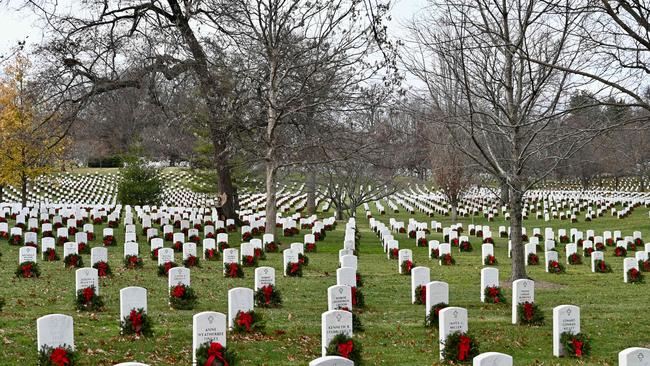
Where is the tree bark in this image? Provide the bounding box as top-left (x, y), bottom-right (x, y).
top-left (450, 201), bottom-right (458, 224)
top-left (509, 185), bottom-right (527, 280)
top-left (21, 175), bottom-right (28, 207)
top-left (264, 163), bottom-right (277, 234)
top-left (499, 178), bottom-right (509, 206)
top-left (306, 169), bottom-right (316, 215)
top-left (336, 206), bottom-right (345, 220)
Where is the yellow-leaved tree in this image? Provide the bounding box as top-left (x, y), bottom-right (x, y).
top-left (0, 54), bottom-right (67, 205)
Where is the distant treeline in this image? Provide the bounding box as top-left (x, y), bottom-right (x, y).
top-left (87, 156), bottom-right (124, 168)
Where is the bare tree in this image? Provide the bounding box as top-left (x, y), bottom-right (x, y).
top-left (405, 0), bottom-right (619, 280)
top-left (430, 143), bottom-right (473, 223)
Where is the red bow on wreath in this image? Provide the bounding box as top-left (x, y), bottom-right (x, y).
top-left (262, 285), bottom-right (273, 305)
top-left (351, 287), bottom-right (358, 306)
top-left (236, 312), bottom-right (253, 331)
top-left (49, 347), bottom-right (70, 366)
top-left (21, 263), bottom-right (33, 277)
top-left (48, 250), bottom-right (56, 261)
top-left (228, 263), bottom-right (239, 277)
top-left (600, 260), bottom-right (606, 271)
top-left (130, 309), bottom-right (143, 335)
top-left (488, 287), bottom-right (500, 303)
top-left (69, 256), bottom-right (78, 266)
top-left (172, 285), bottom-right (185, 298)
top-left (419, 286), bottom-right (426, 301)
top-left (129, 256), bottom-right (138, 264)
top-left (457, 335), bottom-right (471, 361)
top-left (404, 260), bottom-right (413, 273)
top-left (205, 342), bottom-right (228, 366)
top-left (572, 339), bottom-right (583, 357)
top-left (97, 262), bottom-right (108, 277)
top-left (337, 340), bottom-right (354, 359)
top-left (290, 263), bottom-right (300, 274)
top-left (523, 303), bottom-right (534, 320)
top-left (83, 287), bottom-right (94, 303)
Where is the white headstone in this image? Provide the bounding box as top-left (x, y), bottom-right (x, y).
top-left (472, 352), bottom-right (513, 366)
top-left (119, 287), bottom-right (147, 321)
top-left (321, 310), bottom-right (353, 356)
top-left (619, 347), bottom-right (650, 366)
top-left (227, 287), bottom-right (254, 329)
top-left (37, 314), bottom-right (74, 351)
top-left (327, 285), bottom-right (352, 311)
top-left (192, 311), bottom-right (227, 366)
top-left (254, 267), bottom-right (276, 290)
top-left (512, 279), bottom-right (534, 324)
top-left (75, 267), bottom-right (99, 294)
top-left (439, 307), bottom-right (468, 360)
top-left (480, 267), bottom-right (499, 302)
top-left (552, 305), bottom-right (580, 357)
top-left (411, 266), bottom-right (430, 304)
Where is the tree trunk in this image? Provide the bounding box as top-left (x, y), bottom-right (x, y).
top-left (264, 162), bottom-right (278, 234)
top-left (217, 162), bottom-right (238, 221)
top-left (336, 205), bottom-right (344, 220)
top-left (306, 169), bottom-right (316, 215)
top-left (509, 186), bottom-right (527, 280)
top-left (450, 202), bottom-right (458, 224)
top-left (21, 175), bottom-right (28, 207)
top-left (499, 178), bottom-right (509, 206)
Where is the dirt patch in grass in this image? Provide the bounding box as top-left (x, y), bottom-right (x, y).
top-left (501, 279), bottom-right (567, 290)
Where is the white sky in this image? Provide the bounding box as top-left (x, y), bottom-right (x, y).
top-left (0, 0), bottom-right (428, 63)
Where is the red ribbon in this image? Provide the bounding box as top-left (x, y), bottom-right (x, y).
top-left (83, 287), bottom-right (94, 302)
top-left (206, 249), bottom-right (215, 259)
top-left (523, 303), bottom-right (534, 320)
top-left (130, 309), bottom-right (143, 335)
top-left (245, 256), bottom-right (254, 265)
top-left (50, 347), bottom-right (70, 366)
top-left (351, 287), bottom-right (358, 306)
top-left (129, 256), bottom-right (139, 265)
top-left (599, 260), bottom-right (606, 271)
top-left (204, 342), bottom-right (228, 366)
top-left (97, 262), bottom-right (108, 277)
top-left (236, 312), bottom-right (253, 331)
top-left (488, 287), bottom-right (500, 303)
top-left (172, 285), bottom-right (185, 298)
top-left (290, 263), bottom-right (300, 274)
top-left (164, 262), bottom-right (172, 274)
top-left (419, 286), bottom-right (426, 302)
top-left (337, 340), bottom-right (354, 359)
top-left (572, 339), bottom-right (583, 357)
top-left (22, 263), bottom-right (32, 277)
top-left (254, 248), bottom-right (262, 258)
top-left (262, 285), bottom-right (274, 305)
top-left (48, 249), bottom-right (56, 261)
top-left (391, 248), bottom-right (398, 258)
top-left (404, 260), bottom-right (413, 273)
top-left (228, 263), bottom-right (239, 277)
top-left (457, 335), bottom-right (471, 361)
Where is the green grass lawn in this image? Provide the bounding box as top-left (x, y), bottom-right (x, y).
top-left (1, 203), bottom-right (649, 365)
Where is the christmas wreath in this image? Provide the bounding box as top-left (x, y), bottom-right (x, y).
top-left (417, 238), bottom-right (427, 247)
top-left (440, 253), bottom-right (455, 266)
top-left (583, 247), bottom-right (594, 257)
top-left (482, 237), bottom-right (494, 244)
top-left (254, 248), bottom-right (266, 260)
top-left (44, 248), bottom-right (59, 261)
top-left (124, 255), bottom-right (144, 269)
top-left (264, 242), bottom-right (278, 253)
top-left (628, 268), bottom-right (644, 283)
top-left (351, 286), bottom-right (364, 308)
top-left (605, 238), bottom-right (615, 246)
top-left (484, 286), bottom-right (506, 304)
top-left (242, 255), bottom-right (257, 267)
top-left (548, 260), bottom-right (565, 274)
top-left (305, 243), bottom-right (317, 253)
top-left (298, 253), bottom-right (309, 266)
top-left (484, 255), bottom-right (497, 266)
top-left (189, 235), bottom-right (200, 244)
top-left (172, 241), bottom-right (183, 252)
top-left (150, 247), bottom-right (160, 260)
top-left (102, 235), bottom-right (116, 246)
top-left (459, 241), bottom-right (473, 252)
top-left (441, 331), bottom-right (480, 363)
top-left (517, 302), bottom-right (544, 326)
top-left (639, 259), bottom-right (650, 272)
top-left (164, 232), bottom-right (173, 242)
top-left (285, 262), bottom-right (303, 277)
top-left (595, 242), bottom-right (605, 251)
top-left (108, 220), bottom-right (118, 228)
top-left (64, 254), bottom-right (83, 268)
top-left (120, 308), bottom-right (154, 337)
top-left (242, 232), bottom-right (252, 242)
top-left (568, 253), bottom-right (582, 265)
top-left (15, 261), bottom-right (40, 278)
top-left (232, 310), bottom-right (265, 333)
top-left (218, 242), bottom-right (230, 252)
top-left (527, 253), bottom-right (539, 265)
top-left (389, 248), bottom-right (399, 259)
top-left (255, 284), bottom-right (282, 307)
top-left (169, 283), bottom-right (198, 310)
top-left (204, 248), bottom-right (220, 261)
top-left (560, 332), bottom-right (591, 358)
top-left (93, 261), bottom-right (112, 277)
top-left (224, 262), bottom-right (244, 278)
top-left (400, 260), bottom-right (414, 275)
top-left (183, 255), bottom-right (200, 268)
top-left (38, 345), bottom-right (78, 366)
top-left (157, 262), bottom-right (178, 276)
top-left (614, 246), bottom-right (627, 257)
top-left (75, 286), bottom-right (104, 311)
top-left (414, 285), bottom-right (426, 305)
top-left (430, 248), bottom-right (439, 259)
top-left (325, 334), bottom-right (362, 365)
top-left (77, 242), bottom-right (90, 255)
top-left (194, 341), bottom-right (237, 366)
top-left (594, 259), bottom-right (612, 273)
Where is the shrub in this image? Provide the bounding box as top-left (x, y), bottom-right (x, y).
top-left (117, 159), bottom-right (163, 206)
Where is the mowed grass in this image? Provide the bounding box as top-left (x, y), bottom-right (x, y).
top-left (1, 203), bottom-right (649, 365)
